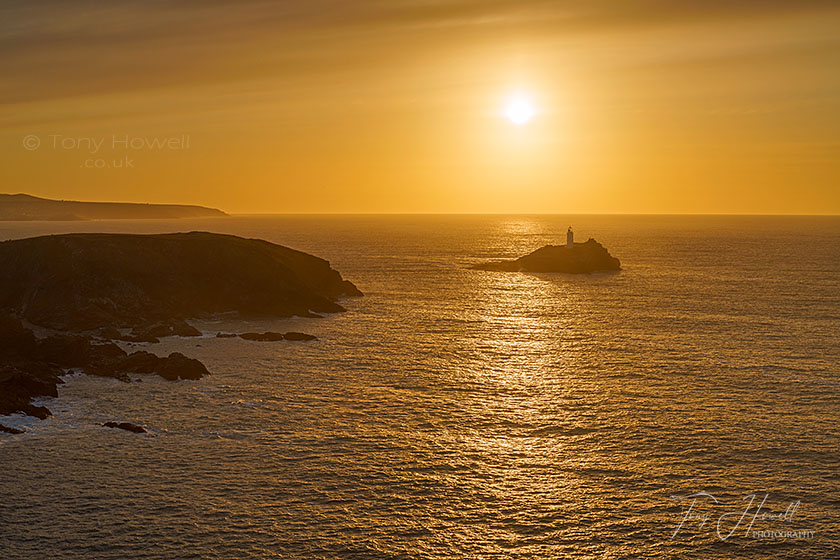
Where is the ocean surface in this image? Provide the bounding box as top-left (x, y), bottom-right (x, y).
top-left (0, 215), bottom-right (838, 559)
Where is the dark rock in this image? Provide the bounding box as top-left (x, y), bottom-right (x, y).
top-left (0, 232), bottom-right (362, 331)
top-left (0, 315), bottom-right (209, 418)
top-left (156, 353), bottom-right (208, 381)
top-left (215, 332), bottom-right (237, 338)
top-left (0, 232), bottom-right (345, 421)
top-left (0, 424), bottom-right (24, 435)
top-left (0, 318), bottom-right (63, 416)
top-left (284, 332), bottom-right (318, 341)
top-left (37, 335), bottom-right (93, 367)
top-left (37, 336), bottom-right (126, 370)
top-left (102, 421), bottom-right (147, 434)
top-left (129, 321), bottom-right (200, 339)
top-left (99, 325), bottom-right (157, 343)
top-left (97, 327), bottom-right (123, 340)
top-left (89, 342), bottom-right (129, 362)
top-left (0, 365), bottom-right (60, 417)
top-left (131, 323), bottom-right (173, 340)
top-left (171, 321), bottom-right (202, 337)
top-left (472, 238), bottom-right (621, 274)
top-left (0, 315), bottom-right (37, 356)
top-left (121, 334), bottom-right (160, 344)
top-left (114, 351), bottom-right (209, 381)
top-left (239, 332), bottom-right (286, 341)
top-left (19, 403), bottom-right (52, 419)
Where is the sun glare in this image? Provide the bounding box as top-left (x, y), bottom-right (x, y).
top-left (504, 94), bottom-right (536, 125)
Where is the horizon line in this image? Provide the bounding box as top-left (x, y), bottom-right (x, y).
top-left (226, 211), bottom-right (840, 217)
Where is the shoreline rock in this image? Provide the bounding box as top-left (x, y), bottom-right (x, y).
top-left (0, 316), bottom-right (210, 420)
top-left (102, 422), bottom-right (147, 434)
top-left (97, 321), bottom-right (204, 343)
top-left (0, 424), bottom-right (24, 435)
top-left (0, 231), bottom-right (360, 426)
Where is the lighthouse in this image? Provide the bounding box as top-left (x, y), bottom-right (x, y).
top-left (566, 226), bottom-right (574, 248)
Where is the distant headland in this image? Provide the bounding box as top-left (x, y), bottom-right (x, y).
top-left (0, 193), bottom-right (226, 221)
top-left (473, 227), bottom-right (621, 274)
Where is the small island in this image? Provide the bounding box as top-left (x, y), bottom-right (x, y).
top-left (472, 227), bottom-right (621, 274)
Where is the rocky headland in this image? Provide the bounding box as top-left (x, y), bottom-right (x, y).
top-left (0, 232), bottom-right (361, 433)
top-left (0, 231), bottom-right (362, 331)
top-left (472, 238), bottom-right (621, 274)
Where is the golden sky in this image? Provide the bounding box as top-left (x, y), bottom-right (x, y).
top-left (1, 1), bottom-right (839, 213)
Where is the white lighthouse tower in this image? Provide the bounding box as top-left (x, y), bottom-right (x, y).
top-left (566, 226), bottom-right (574, 248)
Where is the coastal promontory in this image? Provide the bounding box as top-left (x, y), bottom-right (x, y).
top-left (473, 238), bottom-right (621, 274)
top-left (0, 231), bottom-right (362, 331)
top-left (0, 232), bottom-right (362, 428)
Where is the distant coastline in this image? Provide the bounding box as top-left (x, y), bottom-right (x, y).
top-left (0, 193), bottom-right (227, 221)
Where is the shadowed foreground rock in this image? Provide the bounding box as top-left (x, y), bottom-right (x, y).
top-left (103, 422), bottom-right (147, 434)
top-left (472, 238), bottom-right (621, 274)
top-left (116, 351), bottom-right (208, 381)
top-left (0, 231), bottom-right (362, 331)
top-left (0, 316), bottom-right (209, 420)
top-left (0, 231), bottom-right (360, 427)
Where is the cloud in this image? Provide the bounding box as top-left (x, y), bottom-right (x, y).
top-left (1, 0), bottom-right (838, 108)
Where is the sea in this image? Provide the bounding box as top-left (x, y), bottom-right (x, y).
top-left (0, 214), bottom-right (838, 559)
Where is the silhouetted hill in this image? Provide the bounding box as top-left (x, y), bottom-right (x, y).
top-left (472, 238), bottom-right (621, 273)
top-left (0, 232), bottom-right (361, 426)
top-left (0, 193), bottom-right (226, 220)
top-left (0, 232), bottom-right (362, 330)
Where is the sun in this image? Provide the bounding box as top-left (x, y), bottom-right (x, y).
top-left (503, 94), bottom-right (537, 125)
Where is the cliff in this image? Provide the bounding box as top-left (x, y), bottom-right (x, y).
top-left (0, 232), bottom-right (362, 427)
top-left (0, 193), bottom-right (227, 220)
top-left (0, 232), bottom-right (362, 331)
top-left (472, 238), bottom-right (621, 274)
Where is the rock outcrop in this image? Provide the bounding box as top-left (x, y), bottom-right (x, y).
top-left (0, 231), bottom-right (361, 426)
top-left (102, 422), bottom-right (147, 434)
top-left (0, 424), bottom-right (23, 434)
top-left (97, 321), bottom-right (204, 343)
top-left (0, 316), bottom-right (210, 420)
top-left (0, 232), bottom-right (362, 331)
top-left (283, 331), bottom-right (318, 341)
top-left (472, 238), bottom-right (621, 274)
